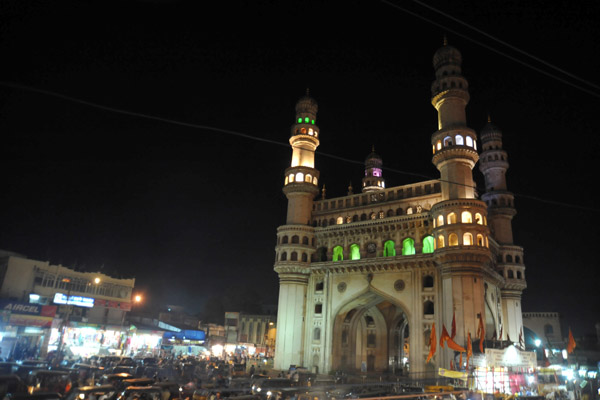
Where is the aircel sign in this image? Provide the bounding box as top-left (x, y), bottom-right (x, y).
top-left (0, 300), bottom-right (57, 327)
top-left (53, 293), bottom-right (95, 308)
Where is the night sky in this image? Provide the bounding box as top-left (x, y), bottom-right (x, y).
top-left (1, 0), bottom-right (599, 334)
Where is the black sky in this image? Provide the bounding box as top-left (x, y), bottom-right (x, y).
top-left (1, 0), bottom-right (599, 334)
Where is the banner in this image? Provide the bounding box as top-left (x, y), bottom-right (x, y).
top-left (0, 300), bottom-right (57, 328)
top-left (438, 368), bottom-right (468, 380)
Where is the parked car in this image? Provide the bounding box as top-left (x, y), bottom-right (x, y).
top-left (63, 384), bottom-right (118, 400)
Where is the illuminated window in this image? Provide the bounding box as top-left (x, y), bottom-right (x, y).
top-left (422, 236), bottom-right (434, 254)
top-left (463, 233), bottom-right (473, 245)
top-left (289, 174), bottom-right (295, 182)
top-left (475, 213), bottom-right (483, 225)
top-left (379, 211), bottom-right (385, 219)
top-left (455, 135), bottom-right (464, 145)
top-left (436, 140), bottom-right (442, 150)
top-left (305, 117), bottom-right (309, 123)
top-left (466, 136), bottom-right (474, 147)
top-left (296, 172), bottom-right (304, 182)
top-left (305, 174), bottom-right (312, 182)
top-left (350, 244), bottom-right (361, 260)
top-left (402, 238), bottom-right (415, 255)
top-left (437, 235), bottom-right (445, 248)
top-left (432, 145), bottom-right (435, 154)
top-left (477, 234), bottom-right (485, 246)
top-left (298, 118), bottom-right (302, 123)
top-left (384, 240), bottom-right (396, 257)
top-left (447, 212), bottom-right (457, 224)
top-left (449, 233), bottom-right (459, 246)
top-left (314, 130), bottom-right (318, 137)
top-left (333, 246), bottom-right (344, 261)
top-left (308, 128), bottom-right (314, 136)
top-left (370, 212), bottom-right (376, 220)
top-left (443, 136), bottom-right (453, 146)
top-left (461, 211), bottom-right (472, 223)
top-left (313, 176), bottom-right (318, 185)
top-left (284, 176), bottom-right (289, 185)
top-left (407, 207), bottom-right (413, 215)
top-left (311, 119), bottom-right (315, 124)
top-left (437, 215), bottom-right (444, 227)
top-left (336, 217), bottom-right (343, 225)
top-left (301, 128), bottom-right (307, 134)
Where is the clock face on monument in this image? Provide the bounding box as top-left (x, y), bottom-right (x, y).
top-left (367, 243), bottom-right (376, 253)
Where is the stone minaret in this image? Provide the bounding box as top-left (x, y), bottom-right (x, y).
top-left (479, 119), bottom-right (526, 342)
top-left (362, 147), bottom-right (385, 193)
top-left (273, 92), bottom-right (320, 370)
top-left (430, 42), bottom-right (493, 362)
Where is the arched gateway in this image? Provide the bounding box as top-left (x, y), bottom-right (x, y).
top-left (333, 292), bottom-right (409, 373)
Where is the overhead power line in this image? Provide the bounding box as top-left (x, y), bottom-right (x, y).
top-left (380, 0), bottom-right (600, 99)
top-left (0, 80), bottom-right (598, 213)
top-left (409, 0), bottom-right (600, 93)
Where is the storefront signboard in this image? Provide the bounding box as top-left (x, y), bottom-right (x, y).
top-left (0, 300), bottom-right (57, 328)
top-left (53, 293), bottom-right (95, 308)
top-left (485, 346), bottom-right (536, 368)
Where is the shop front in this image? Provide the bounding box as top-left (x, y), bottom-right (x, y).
top-left (470, 346), bottom-right (538, 395)
top-left (0, 300), bottom-right (57, 360)
top-left (48, 322), bottom-right (126, 357)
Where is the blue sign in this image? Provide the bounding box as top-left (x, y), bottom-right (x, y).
top-left (163, 329), bottom-right (205, 341)
top-left (53, 293), bottom-right (94, 308)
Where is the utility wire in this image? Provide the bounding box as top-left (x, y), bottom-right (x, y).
top-left (1, 80), bottom-right (598, 213)
top-left (409, 0), bottom-right (600, 93)
top-left (380, 0), bottom-right (600, 99)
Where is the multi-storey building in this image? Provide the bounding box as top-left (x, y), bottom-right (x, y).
top-left (273, 43), bottom-right (527, 376)
top-left (0, 250), bottom-right (135, 357)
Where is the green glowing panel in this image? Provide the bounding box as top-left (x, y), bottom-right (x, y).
top-left (422, 236), bottom-right (434, 254)
top-left (350, 244), bottom-right (361, 260)
top-left (304, 117), bottom-right (309, 123)
top-left (311, 120), bottom-right (315, 124)
top-left (333, 246), bottom-right (344, 261)
top-left (298, 118), bottom-right (302, 123)
top-left (383, 240), bottom-right (396, 257)
top-left (402, 238), bottom-right (415, 255)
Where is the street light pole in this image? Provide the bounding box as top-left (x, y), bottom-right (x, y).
top-left (56, 278), bottom-right (72, 364)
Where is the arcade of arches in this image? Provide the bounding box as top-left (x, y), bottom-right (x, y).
top-left (332, 292), bottom-right (409, 373)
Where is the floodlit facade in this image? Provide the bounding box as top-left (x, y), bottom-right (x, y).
top-left (273, 44), bottom-right (527, 376)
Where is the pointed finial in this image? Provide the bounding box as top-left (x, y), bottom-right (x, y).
top-left (487, 113), bottom-right (492, 123)
top-left (348, 181), bottom-right (354, 195)
top-left (306, 88), bottom-right (310, 96)
top-left (321, 185), bottom-right (326, 199)
top-left (443, 34), bottom-right (448, 46)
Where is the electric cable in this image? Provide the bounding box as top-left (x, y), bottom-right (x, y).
top-left (1, 80), bottom-right (598, 213)
top-left (380, 0), bottom-right (600, 99)
top-left (408, 0), bottom-right (600, 93)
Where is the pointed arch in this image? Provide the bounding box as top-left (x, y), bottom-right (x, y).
top-left (402, 238), bottom-right (415, 255)
top-left (333, 245), bottom-right (344, 261)
top-left (383, 240), bottom-right (396, 257)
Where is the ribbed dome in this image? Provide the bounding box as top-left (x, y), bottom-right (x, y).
top-left (433, 44), bottom-right (462, 70)
top-left (295, 92), bottom-right (318, 115)
top-left (480, 121), bottom-right (503, 145)
top-left (365, 148), bottom-right (383, 168)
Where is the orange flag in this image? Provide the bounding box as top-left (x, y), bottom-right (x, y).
top-left (447, 337), bottom-right (466, 353)
top-left (567, 328), bottom-right (576, 354)
top-left (466, 332), bottom-right (472, 369)
top-left (477, 315), bottom-right (485, 353)
top-left (451, 311), bottom-right (456, 339)
top-left (440, 324), bottom-right (451, 348)
top-left (426, 323), bottom-right (437, 363)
